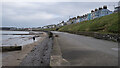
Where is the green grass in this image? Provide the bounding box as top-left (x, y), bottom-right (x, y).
top-left (59, 13), bottom-right (119, 34)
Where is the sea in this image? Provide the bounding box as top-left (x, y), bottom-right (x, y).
top-left (1, 31), bottom-right (41, 47)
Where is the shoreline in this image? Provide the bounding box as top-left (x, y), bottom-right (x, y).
top-left (2, 32), bottom-right (47, 66)
top-left (2, 31), bottom-right (43, 47)
top-left (2, 36), bottom-right (45, 66)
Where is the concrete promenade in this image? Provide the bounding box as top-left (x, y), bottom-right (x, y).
top-left (51, 31), bottom-right (118, 66)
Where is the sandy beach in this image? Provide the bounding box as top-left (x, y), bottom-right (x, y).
top-left (2, 31), bottom-right (47, 66)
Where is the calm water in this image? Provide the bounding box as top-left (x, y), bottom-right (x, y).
top-left (2, 31), bottom-right (29, 40)
top-left (1, 31), bottom-right (41, 46)
top-left (2, 31), bottom-right (29, 34)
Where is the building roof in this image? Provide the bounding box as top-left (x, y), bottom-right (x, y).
top-left (95, 8), bottom-right (98, 11)
top-left (99, 7), bottom-right (102, 10)
top-left (103, 5), bottom-right (107, 9)
top-left (91, 10), bottom-right (94, 12)
top-left (115, 6), bottom-right (120, 9)
top-left (77, 16), bottom-right (80, 18)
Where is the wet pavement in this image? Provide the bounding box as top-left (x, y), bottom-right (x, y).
top-left (52, 31), bottom-right (118, 66)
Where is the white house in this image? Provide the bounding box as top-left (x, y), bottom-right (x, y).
top-left (71, 17), bottom-right (77, 24)
top-left (99, 6), bottom-right (112, 17)
top-left (91, 6), bottom-right (112, 19)
top-left (60, 21), bottom-right (65, 26)
top-left (84, 14), bottom-right (88, 21)
top-left (66, 18), bottom-right (73, 25)
top-left (94, 8), bottom-right (99, 19)
top-left (91, 10), bottom-right (95, 19)
top-left (76, 16), bottom-right (81, 23)
top-left (42, 26), bottom-right (48, 29)
top-left (114, 6), bottom-right (120, 12)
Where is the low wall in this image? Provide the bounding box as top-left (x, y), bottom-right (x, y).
top-left (1, 46), bottom-right (22, 52)
top-left (63, 31), bottom-right (120, 42)
top-left (20, 34), bottom-right (53, 66)
top-left (94, 33), bottom-right (119, 42)
top-left (50, 36), bottom-right (70, 66)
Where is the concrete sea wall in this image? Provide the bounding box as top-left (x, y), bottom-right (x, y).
top-left (50, 35), bottom-right (70, 66)
top-left (20, 35), bottom-right (53, 66)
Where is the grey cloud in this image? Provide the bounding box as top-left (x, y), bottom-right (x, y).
top-left (2, 2), bottom-right (118, 28)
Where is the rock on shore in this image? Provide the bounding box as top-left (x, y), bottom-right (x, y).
top-left (20, 37), bottom-right (53, 66)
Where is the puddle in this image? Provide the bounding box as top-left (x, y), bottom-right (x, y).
top-left (111, 48), bottom-right (119, 51)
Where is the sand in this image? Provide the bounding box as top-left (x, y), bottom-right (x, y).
top-left (2, 35), bottom-right (46, 66)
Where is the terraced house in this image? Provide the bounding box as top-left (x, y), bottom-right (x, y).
top-left (76, 16), bottom-right (80, 23)
top-left (87, 13), bottom-right (92, 20)
top-left (91, 10), bottom-right (95, 20)
top-left (98, 6), bottom-right (113, 17)
top-left (66, 18), bottom-right (73, 25)
top-left (80, 6), bottom-right (112, 23)
top-left (114, 6), bottom-right (120, 12)
top-left (71, 17), bottom-right (77, 24)
top-left (56, 5), bottom-right (113, 28)
top-left (115, 1), bottom-right (120, 12)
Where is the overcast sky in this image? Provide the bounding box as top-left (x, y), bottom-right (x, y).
top-left (2, 2), bottom-right (118, 28)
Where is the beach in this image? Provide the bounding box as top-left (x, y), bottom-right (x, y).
top-left (2, 31), bottom-right (46, 66)
top-left (2, 31), bottom-right (42, 47)
top-left (2, 37), bottom-right (45, 66)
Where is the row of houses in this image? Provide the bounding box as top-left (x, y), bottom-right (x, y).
top-left (42, 21), bottom-right (66, 29)
top-left (42, 24), bottom-right (56, 29)
top-left (42, 5), bottom-right (120, 29)
top-left (66, 5), bottom-right (113, 25)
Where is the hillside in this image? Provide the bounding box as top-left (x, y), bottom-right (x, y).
top-left (59, 13), bottom-right (119, 34)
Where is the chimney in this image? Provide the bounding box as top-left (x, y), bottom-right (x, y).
top-left (77, 16), bottom-right (80, 18)
top-left (99, 7), bottom-right (102, 10)
top-left (61, 21), bottom-right (64, 23)
top-left (95, 8), bottom-right (98, 11)
top-left (103, 5), bottom-right (107, 9)
top-left (91, 10), bottom-right (94, 12)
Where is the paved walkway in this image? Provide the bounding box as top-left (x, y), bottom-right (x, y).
top-left (52, 31), bottom-right (118, 66)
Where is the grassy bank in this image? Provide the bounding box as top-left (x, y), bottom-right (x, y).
top-left (59, 13), bottom-right (119, 34)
